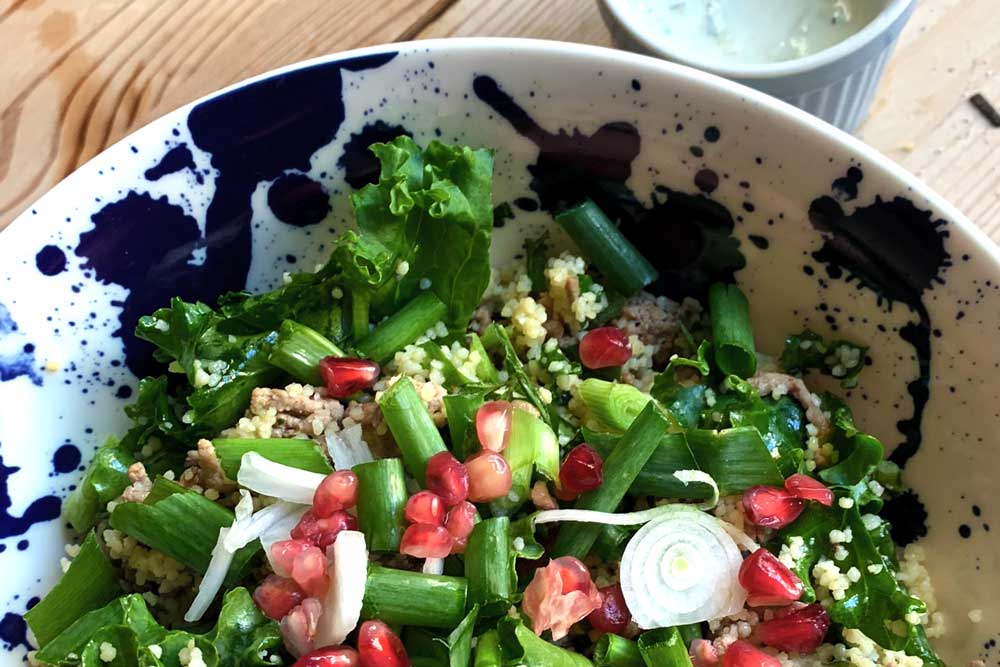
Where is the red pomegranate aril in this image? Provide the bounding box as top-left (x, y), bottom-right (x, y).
top-left (723, 640), bottom-right (782, 667)
top-left (400, 523), bottom-right (453, 559)
top-left (756, 604), bottom-right (831, 654)
top-left (475, 400), bottom-right (513, 452)
top-left (271, 538), bottom-right (315, 578)
top-left (586, 583), bottom-right (631, 635)
top-left (784, 474), bottom-right (834, 507)
top-left (292, 510), bottom-right (359, 550)
top-left (690, 639), bottom-right (720, 667)
top-left (743, 486), bottom-right (806, 529)
top-left (579, 327), bottom-right (632, 369)
top-left (291, 545), bottom-right (329, 598)
top-left (738, 549), bottom-right (804, 607)
top-left (425, 451), bottom-right (469, 506)
top-left (559, 444), bottom-right (604, 495)
top-left (313, 470), bottom-right (359, 517)
top-left (445, 501), bottom-right (477, 554)
top-left (319, 357), bottom-right (380, 399)
top-left (405, 491), bottom-right (446, 526)
top-left (358, 620), bottom-right (409, 667)
top-left (465, 450), bottom-right (513, 502)
top-left (293, 646), bottom-right (360, 667)
top-left (253, 574), bottom-right (304, 620)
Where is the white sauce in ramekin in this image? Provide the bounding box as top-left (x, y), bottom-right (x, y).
top-left (622, 1), bottom-right (883, 65)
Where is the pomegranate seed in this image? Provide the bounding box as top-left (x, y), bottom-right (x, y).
top-left (282, 598), bottom-right (323, 657)
top-left (586, 583), bottom-right (631, 635)
top-left (738, 549), bottom-right (804, 606)
top-left (400, 523), bottom-right (453, 559)
top-left (559, 444), bottom-right (604, 495)
top-left (723, 641), bottom-right (782, 667)
top-left (691, 639), bottom-right (720, 667)
top-left (742, 486), bottom-right (805, 529)
top-left (530, 480), bottom-right (559, 510)
top-left (579, 327), bottom-right (632, 369)
top-left (313, 470), bottom-right (359, 517)
top-left (319, 357), bottom-right (380, 399)
top-left (405, 491), bottom-right (446, 526)
top-left (291, 545), bottom-right (329, 598)
top-left (358, 620), bottom-right (409, 667)
top-left (756, 604), bottom-right (831, 654)
top-left (444, 501), bottom-right (477, 553)
top-left (292, 510), bottom-right (358, 549)
top-left (293, 646), bottom-right (360, 667)
top-left (476, 400), bottom-right (513, 452)
top-left (464, 451), bottom-right (513, 502)
top-left (425, 451), bottom-right (469, 506)
top-left (253, 574), bottom-right (304, 620)
top-left (522, 556), bottom-right (601, 640)
top-left (784, 474), bottom-right (834, 507)
top-left (271, 539), bottom-right (314, 577)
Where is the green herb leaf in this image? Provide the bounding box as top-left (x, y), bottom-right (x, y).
top-left (780, 330), bottom-right (868, 389)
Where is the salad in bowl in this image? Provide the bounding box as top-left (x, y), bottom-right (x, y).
top-left (23, 135), bottom-right (943, 667)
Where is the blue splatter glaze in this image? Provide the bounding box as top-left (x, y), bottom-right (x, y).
top-left (77, 52), bottom-right (397, 377)
top-left (144, 144), bottom-right (197, 181)
top-left (52, 445), bottom-right (81, 474)
top-left (0, 303), bottom-right (42, 387)
top-left (0, 454), bottom-right (60, 539)
top-left (35, 246), bottom-right (67, 276)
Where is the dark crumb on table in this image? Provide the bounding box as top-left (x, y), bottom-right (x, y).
top-left (970, 93), bottom-right (1000, 127)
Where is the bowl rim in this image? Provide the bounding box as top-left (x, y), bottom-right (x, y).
top-left (599, 0), bottom-right (916, 80)
top-left (4, 37), bottom-right (990, 266)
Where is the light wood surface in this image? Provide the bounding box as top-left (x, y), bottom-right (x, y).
top-left (1, 0), bottom-right (997, 238)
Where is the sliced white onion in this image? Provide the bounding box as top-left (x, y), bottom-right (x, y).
top-left (672, 469), bottom-right (720, 510)
top-left (620, 505), bottom-right (745, 628)
top-left (422, 558), bottom-right (445, 575)
top-left (315, 530), bottom-right (368, 647)
top-left (532, 505), bottom-right (669, 528)
top-left (261, 505), bottom-right (310, 574)
top-left (184, 491), bottom-right (254, 623)
top-left (718, 519), bottom-right (761, 553)
top-left (224, 500), bottom-right (306, 553)
top-left (237, 452), bottom-right (326, 503)
top-left (326, 424), bottom-right (374, 470)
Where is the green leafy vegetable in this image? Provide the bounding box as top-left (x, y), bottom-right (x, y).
top-left (496, 618), bottom-right (594, 667)
top-left (780, 330), bottom-right (868, 389)
top-left (524, 233), bottom-right (550, 292)
top-left (577, 379), bottom-right (654, 433)
top-left (64, 438), bottom-right (135, 532)
top-left (351, 136), bottom-right (495, 328)
top-left (35, 589), bottom-right (280, 667)
top-left (267, 319), bottom-right (344, 385)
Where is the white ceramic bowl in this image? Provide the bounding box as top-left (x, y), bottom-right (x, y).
top-left (599, 0), bottom-right (917, 131)
top-left (0, 39), bottom-right (995, 665)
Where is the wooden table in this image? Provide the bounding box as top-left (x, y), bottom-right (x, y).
top-left (1, 0), bottom-right (997, 237)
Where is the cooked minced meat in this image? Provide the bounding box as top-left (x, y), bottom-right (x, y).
top-left (120, 462), bottom-right (153, 503)
top-left (249, 384), bottom-right (345, 439)
top-left (178, 439), bottom-right (235, 497)
top-left (614, 291), bottom-right (702, 364)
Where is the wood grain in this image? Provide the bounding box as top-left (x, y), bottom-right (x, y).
top-left (1, 0), bottom-right (999, 242)
top-left (0, 0), bottom-right (453, 228)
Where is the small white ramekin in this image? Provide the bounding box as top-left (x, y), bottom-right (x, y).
top-left (598, 0), bottom-right (917, 132)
